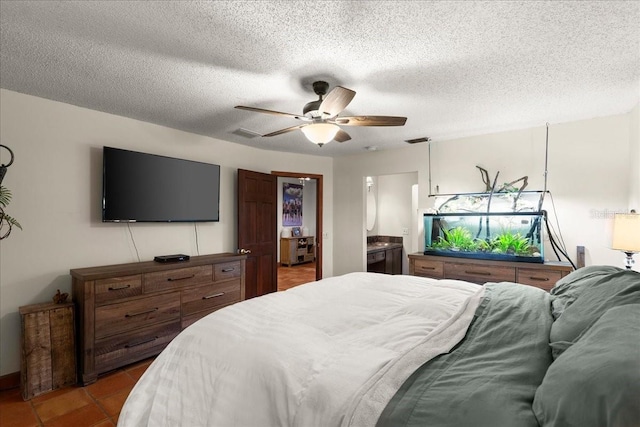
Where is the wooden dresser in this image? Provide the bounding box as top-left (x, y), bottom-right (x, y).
top-left (408, 253), bottom-right (572, 291)
top-left (71, 253), bottom-right (246, 385)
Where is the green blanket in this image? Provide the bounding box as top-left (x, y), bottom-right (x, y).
top-left (377, 283), bottom-right (553, 427)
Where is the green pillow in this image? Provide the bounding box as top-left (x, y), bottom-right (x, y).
top-left (533, 304), bottom-right (640, 427)
top-left (549, 265), bottom-right (623, 319)
top-left (549, 269), bottom-right (640, 347)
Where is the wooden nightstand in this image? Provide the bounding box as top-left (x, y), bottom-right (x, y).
top-left (19, 301), bottom-right (76, 400)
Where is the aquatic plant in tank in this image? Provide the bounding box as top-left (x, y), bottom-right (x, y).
top-left (424, 191), bottom-right (545, 263)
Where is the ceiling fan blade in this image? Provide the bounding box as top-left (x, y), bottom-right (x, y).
top-left (318, 86), bottom-right (356, 118)
top-left (332, 116), bottom-right (407, 127)
top-left (262, 124), bottom-right (308, 137)
top-left (334, 129), bottom-right (351, 143)
top-left (235, 106), bottom-right (308, 120)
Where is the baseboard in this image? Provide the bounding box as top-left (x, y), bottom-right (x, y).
top-left (0, 371), bottom-right (20, 391)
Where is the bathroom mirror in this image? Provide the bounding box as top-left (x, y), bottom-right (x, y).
top-left (366, 177), bottom-right (376, 231)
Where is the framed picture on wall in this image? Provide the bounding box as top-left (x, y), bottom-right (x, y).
top-left (283, 183), bottom-right (303, 226)
top-left (291, 227), bottom-right (301, 237)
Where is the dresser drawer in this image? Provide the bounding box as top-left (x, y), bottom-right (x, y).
top-left (181, 279), bottom-right (241, 318)
top-left (413, 258), bottom-right (444, 279)
top-left (94, 293), bottom-right (180, 339)
top-left (214, 261), bottom-right (242, 281)
top-left (181, 301), bottom-right (238, 329)
top-left (445, 263), bottom-right (516, 284)
top-left (94, 275), bottom-right (142, 305)
top-left (144, 265), bottom-right (213, 293)
top-left (517, 268), bottom-right (563, 291)
top-left (94, 320), bottom-right (181, 372)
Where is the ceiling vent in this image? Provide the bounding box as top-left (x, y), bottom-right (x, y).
top-left (405, 137), bottom-right (431, 144)
top-left (232, 128), bottom-right (262, 138)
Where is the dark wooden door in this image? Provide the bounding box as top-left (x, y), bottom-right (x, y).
top-left (237, 169), bottom-right (277, 299)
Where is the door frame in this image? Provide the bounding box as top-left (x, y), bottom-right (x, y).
top-left (271, 171), bottom-right (323, 280)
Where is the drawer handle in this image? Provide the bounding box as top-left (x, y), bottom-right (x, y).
top-left (465, 270), bottom-right (491, 276)
top-left (420, 266), bottom-right (436, 270)
top-left (125, 307), bottom-right (158, 317)
top-left (527, 276), bottom-right (550, 282)
top-left (167, 274), bottom-right (196, 282)
top-left (108, 284), bottom-right (131, 291)
top-left (221, 267), bottom-right (235, 273)
top-left (202, 292), bottom-right (225, 300)
top-left (125, 336), bottom-right (158, 348)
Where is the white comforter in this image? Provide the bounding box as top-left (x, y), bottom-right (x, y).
top-left (118, 272), bottom-right (484, 427)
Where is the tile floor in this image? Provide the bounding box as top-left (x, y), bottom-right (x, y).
top-left (277, 262), bottom-right (317, 291)
top-left (1, 263), bottom-right (316, 427)
top-left (0, 357), bottom-right (153, 427)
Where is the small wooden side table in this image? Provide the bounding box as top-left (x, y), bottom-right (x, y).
top-left (19, 301), bottom-right (76, 400)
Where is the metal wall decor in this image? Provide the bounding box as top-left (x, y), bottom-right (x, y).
top-left (0, 144), bottom-right (20, 240)
top-left (0, 144), bottom-right (14, 185)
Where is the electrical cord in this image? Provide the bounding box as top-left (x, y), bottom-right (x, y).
top-left (544, 191), bottom-right (574, 268)
top-left (127, 222), bottom-right (141, 262)
top-left (194, 222), bottom-right (200, 256)
top-left (543, 211), bottom-right (577, 269)
top-left (548, 191), bottom-right (569, 253)
top-left (543, 211), bottom-right (562, 261)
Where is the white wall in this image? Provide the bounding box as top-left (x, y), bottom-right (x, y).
top-left (0, 89), bottom-right (334, 375)
top-left (629, 105), bottom-right (640, 210)
top-left (334, 110), bottom-right (639, 276)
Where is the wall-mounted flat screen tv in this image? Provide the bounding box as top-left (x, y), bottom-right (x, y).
top-left (102, 146), bottom-right (220, 222)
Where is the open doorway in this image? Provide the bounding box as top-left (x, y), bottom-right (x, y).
top-left (272, 171), bottom-right (323, 291)
top-left (365, 172), bottom-right (418, 274)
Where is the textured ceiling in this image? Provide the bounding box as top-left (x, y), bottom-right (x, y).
top-left (1, 1), bottom-right (639, 157)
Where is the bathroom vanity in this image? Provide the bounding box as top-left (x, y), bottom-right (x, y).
top-left (367, 236), bottom-right (403, 275)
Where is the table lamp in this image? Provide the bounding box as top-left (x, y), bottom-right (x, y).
top-left (611, 212), bottom-right (640, 269)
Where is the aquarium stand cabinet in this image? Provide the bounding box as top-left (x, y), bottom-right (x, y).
top-left (408, 253), bottom-right (572, 291)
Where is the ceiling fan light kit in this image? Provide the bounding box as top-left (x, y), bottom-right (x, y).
top-left (301, 123), bottom-right (340, 146)
top-left (235, 80), bottom-right (407, 147)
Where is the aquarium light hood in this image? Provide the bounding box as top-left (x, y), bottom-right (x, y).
top-left (428, 190), bottom-right (548, 198)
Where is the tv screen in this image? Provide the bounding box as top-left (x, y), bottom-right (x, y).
top-left (102, 147), bottom-right (220, 222)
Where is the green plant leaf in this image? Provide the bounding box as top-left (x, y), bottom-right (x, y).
top-left (0, 186), bottom-right (12, 207)
top-left (1, 213), bottom-right (22, 230)
top-left (444, 226), bottom-right (474, 251)
top-left (492, 231), bottom-right (532, 255)
top-left (0, 185), bottom-right (22, 236)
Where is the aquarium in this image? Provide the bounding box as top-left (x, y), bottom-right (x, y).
top-left (424, 192), bottom-right (546, 263)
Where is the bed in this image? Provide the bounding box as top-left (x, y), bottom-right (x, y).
top-left (118, 267), bottom-right (640, 427)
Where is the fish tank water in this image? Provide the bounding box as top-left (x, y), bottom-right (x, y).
top-left (423, 192), bottom-right (546, 263)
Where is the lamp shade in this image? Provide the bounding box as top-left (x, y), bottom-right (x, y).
top-left (611, 213), bottom-right (640, 252)
top-left (301, 123), bottom-right (339, 145)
